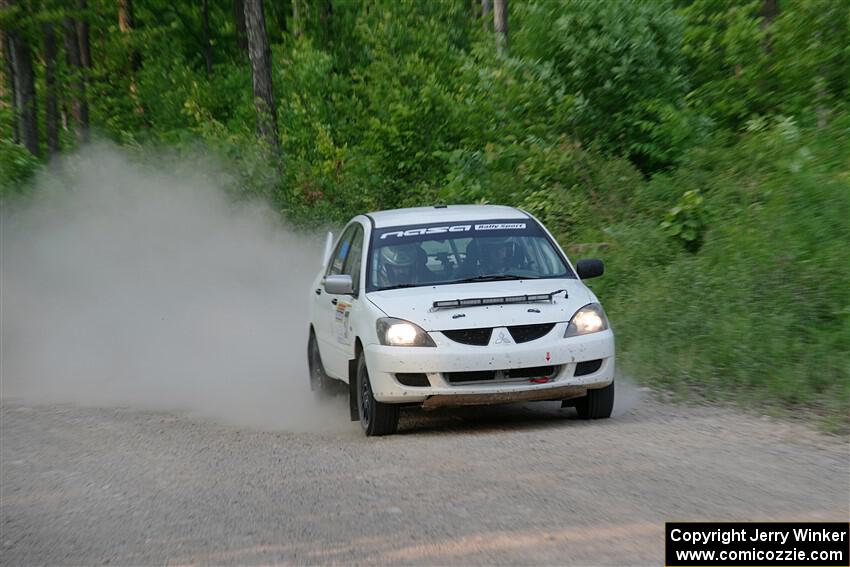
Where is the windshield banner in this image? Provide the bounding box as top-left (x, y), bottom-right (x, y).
top-left (374, 219), bottom-right (541, 245)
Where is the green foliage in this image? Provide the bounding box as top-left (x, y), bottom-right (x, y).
top-left (602, 120), bottom-right (850, 418)
top-left (0, 139), bottom-right (40, 198)
top-left (680, 0), bottom-right (850, 128)
top-left (679, 0), bottom-right (769, 128)
top-left (513, 0), bottom-right (692, 170)
top-left (660, 190), bottom-right (706, 251)
top-left (767, 0), bottom-right (850, 121)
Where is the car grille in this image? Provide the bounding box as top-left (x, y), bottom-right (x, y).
top-left (444, 370), bottom-right (496, 382)
top-left (442, 323), bottom-right (556, 346)
top-left (444, 365), bottom-right (560, 384)
top-left (442, 328), bottom-right (493, 346)
top-left (507, 323), bottom-right (556, 343)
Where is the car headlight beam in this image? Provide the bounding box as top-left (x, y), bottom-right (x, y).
top-left (564, 303), bottom-right (609, 337)
top-left (376, 318), bottom-right (436, 347)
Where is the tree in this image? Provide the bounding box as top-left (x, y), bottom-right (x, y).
top-left (118, 0), bottom-right (143, 116)
top-left (233, 0), bottom-right (248, 55)
top-left (6, 9), bottom-right (39, 156)
top-left (118, 0), bottom-right (133, 32)
top-left (77, 0), bottom-right (91, 68)
top-left (202, 0), bottom-right (213, 76)
top-left (244, 0), bottom-right (279, 150)
top-left (481, 0), bottom-right (491, 31)
top-left (1, 23), bottom-right (18, 143)
top-left (64, 15), bottom-right (90, 143)
top-left (321, 0), bottom-right (332, 46)
top-left (43, 22), bottom-right (59, 154)
top-left (291, 0), bottom-right (302, 38)
top-left (759, 0), bottom-right (779, 28)
top-left (493, 0), bottom-right (507, 53)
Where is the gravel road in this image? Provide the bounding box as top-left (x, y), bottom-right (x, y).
top-left (2, 387), bottom-right (848, 566)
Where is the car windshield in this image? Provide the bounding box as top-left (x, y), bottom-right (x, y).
top-left (367, 219), bottom-right (574, 291)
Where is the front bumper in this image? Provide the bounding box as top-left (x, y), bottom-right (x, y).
top-left (363, 324), bottom-right (614, 405)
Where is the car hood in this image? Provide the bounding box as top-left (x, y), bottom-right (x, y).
top-left (366, 279), bottom-right (593, 331)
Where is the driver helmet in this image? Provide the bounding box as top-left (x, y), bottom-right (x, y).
top-left (379, 244), bottom-right (419, 286)
top-left (478, 236), bottom-right (515, 272)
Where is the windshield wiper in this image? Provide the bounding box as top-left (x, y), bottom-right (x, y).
top-left (450, 274), bottom-right (540, 283)
top-left (376, 283), bottom-right (422, 291)
top-left (378, 274), bottom-right (540, 291)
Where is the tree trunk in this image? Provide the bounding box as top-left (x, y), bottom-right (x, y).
top-left (8, 27), bottom-right (39, 156)
top-left (118, 0), bottom-right (133, 32)
top-left (244, 0), bottom-right (280, 150)
top-left (481, 0), bottom-right (491, 31)
top-left (758, 0), bottom-right (779, 53)
top-left (118, 0), bottom-right (141, 70)
top-left (77, 0), bottom-right (92, 68)
top-left (759, 0), bottom-right (779, 27)
top-left (202, 0), bottom-right (213, 76)
top-left (43, 23), bottom-right (60, 155)
top-left (233, 0), bottom-right (248, 54)
top-left (493, 0), bottom-right (507, 53)
top-left (291, 0), bottom-right (302, 38)
top-left (64, 17), bottom-right (90, 143)
top-left (118, 0), bottom-right (143, 116)
top-left (276, 0), bottom-right (288, 35)
top-left (321, 0), bottom-right (333, 46)
top-left (1, 27), bottom-right (18, 143)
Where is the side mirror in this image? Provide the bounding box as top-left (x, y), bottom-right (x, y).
top-left (576, 259), bottom-right (604, 279)
top-left (323, 274), bottom-right (353, 295)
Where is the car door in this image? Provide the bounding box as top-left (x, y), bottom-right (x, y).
top-left (324, 223), bottom-right (364, 379)
top-left (313, 224), bottom-right (357, 377)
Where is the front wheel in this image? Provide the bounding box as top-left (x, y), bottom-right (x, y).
top-left (356, 355), bottom-right (399, 436)
top-left (574, 381), bottom-right (615, 419)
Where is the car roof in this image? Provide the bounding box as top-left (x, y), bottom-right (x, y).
top-left (366, 205), bottom-right (529, 229)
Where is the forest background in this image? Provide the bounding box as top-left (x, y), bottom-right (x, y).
top-left (1, 0), bottom-right (847, 427)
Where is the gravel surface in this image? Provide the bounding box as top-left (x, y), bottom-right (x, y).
top-left (2, 387), bottom-right (848, 566)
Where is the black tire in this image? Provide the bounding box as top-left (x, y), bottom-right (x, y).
top-left (307, 330), bottom-right (333, 398)
top-left (574, 380), bottom-right (615, 419)
top-left (356, 355), bottom-right (399, 436)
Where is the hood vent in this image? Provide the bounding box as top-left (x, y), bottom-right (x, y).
top-left (432, 289), bottom-right (567, 310)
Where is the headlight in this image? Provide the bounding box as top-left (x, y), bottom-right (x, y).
top-left (376, 318), bottom-right (436, 347)
top-left (564, 303), bottom-right (609, 337)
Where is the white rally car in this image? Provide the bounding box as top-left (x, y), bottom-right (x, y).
top-left (308, 205), bottom-right (615, 435)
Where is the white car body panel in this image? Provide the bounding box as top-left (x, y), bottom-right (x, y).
top-left (307, 205), bottom-right (615, 406)
top-left (366, 279), bottom-right (595, 331)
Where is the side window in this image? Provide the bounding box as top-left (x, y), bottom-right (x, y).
top-left (327, 225), bottom-right (357, 276)
top-left (342, 225), bottom-right (364, 294)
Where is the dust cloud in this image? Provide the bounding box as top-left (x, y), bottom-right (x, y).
top-left (612, 378), bottom-right (643, 416)
top-left (1, 144), bottom-right (350, 432)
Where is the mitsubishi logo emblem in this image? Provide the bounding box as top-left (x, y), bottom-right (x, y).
top-left (494, 331), bottom-right (512, 345)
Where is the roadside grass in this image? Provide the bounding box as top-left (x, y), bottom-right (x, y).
top-left (582, 120), bottom-right (850, 430)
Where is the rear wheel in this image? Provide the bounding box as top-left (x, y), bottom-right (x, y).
top-left (574, 381), bottom-right (615, 419)
top-left (356, 355), bottom-right (399, 436)
top-left (308, 330), bottom-right (333, 398)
